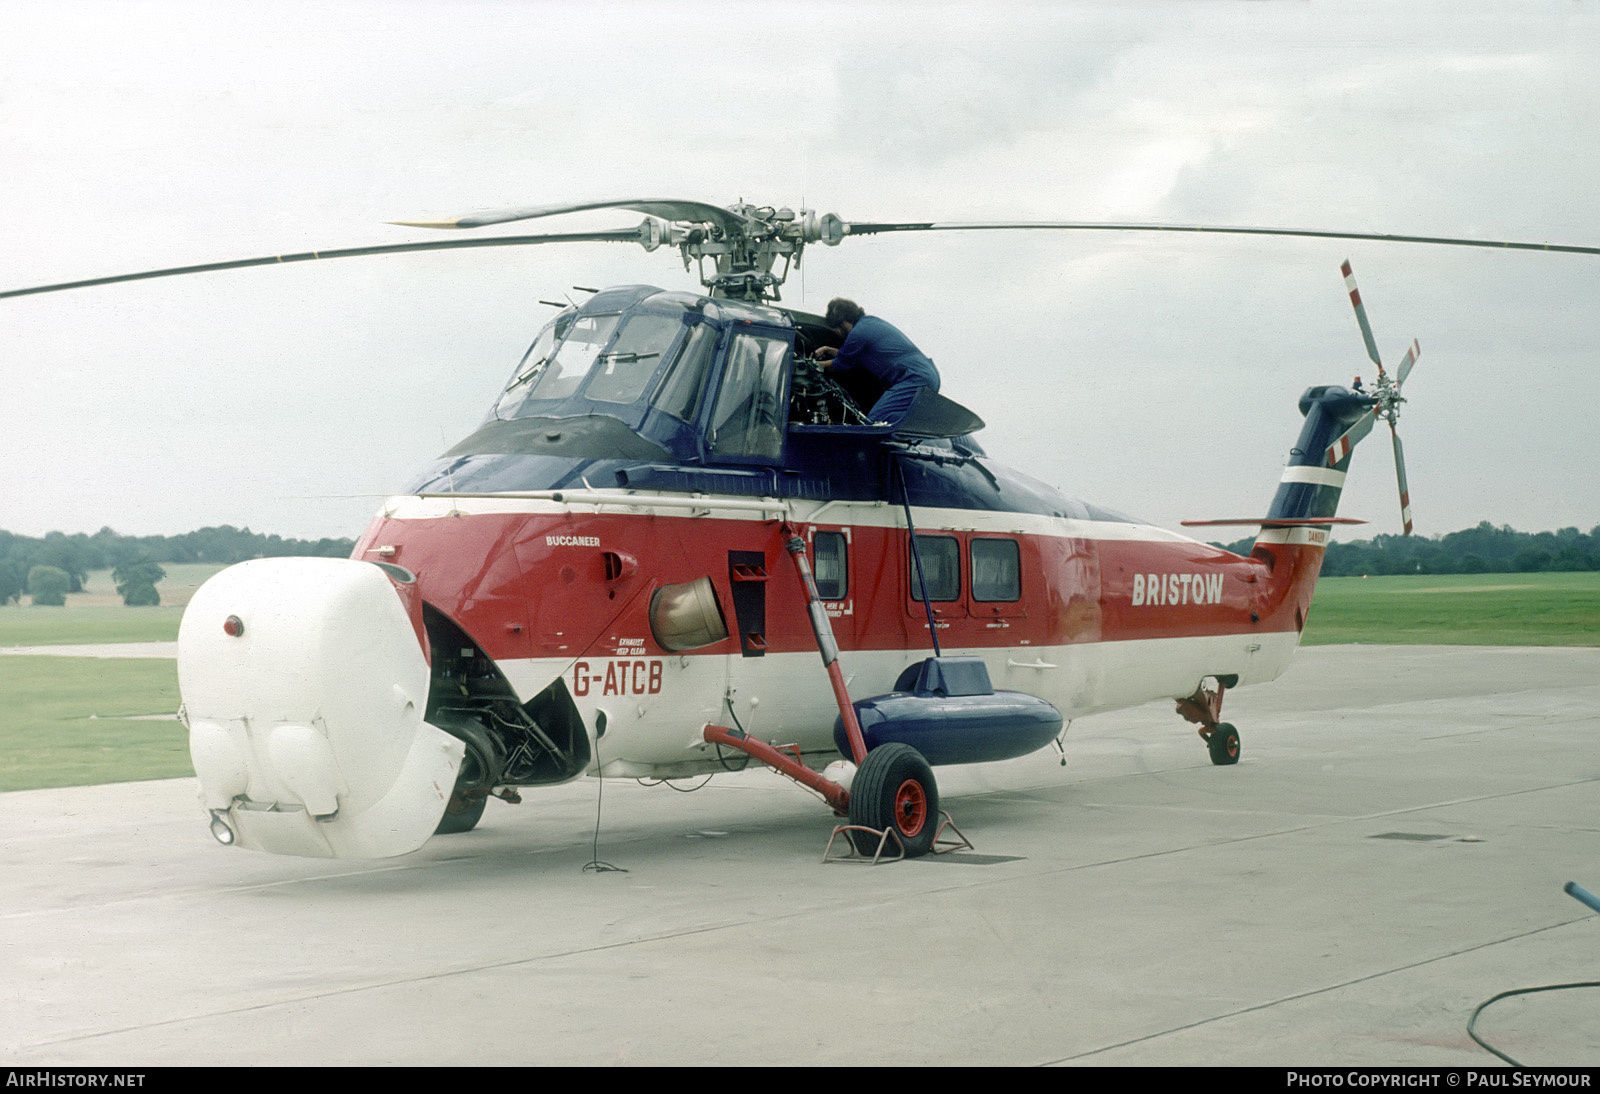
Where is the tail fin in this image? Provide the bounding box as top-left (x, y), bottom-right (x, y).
top-left (1260, 384), bottom-right (1376, 527)
top-left (1250, 384), bottom-right (1377, 632)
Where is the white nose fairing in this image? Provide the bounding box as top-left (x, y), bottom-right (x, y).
top-left (179, 558), bottom-right (464, 858)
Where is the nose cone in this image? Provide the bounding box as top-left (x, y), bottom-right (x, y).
top-left (180, 557), bottom-right (464, 858)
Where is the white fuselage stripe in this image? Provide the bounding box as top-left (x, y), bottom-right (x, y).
top-left (493, 630), bottom-right (1303, 776)
top-left (380, 494), bottom-right (1210, 545)
top-left (1254, 526), bottom-right (1335, 546)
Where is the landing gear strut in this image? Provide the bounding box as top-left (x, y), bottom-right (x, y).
top-left (1176, 678), bottom-right (1241, 766)
top-left (701, 526), bottom-right (970, 863)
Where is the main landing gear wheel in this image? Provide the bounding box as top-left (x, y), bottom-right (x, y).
top-left (847, 742), bottom-right (939, 858)
top-left (432, 715), bottom-right (502, 835)
top-left (435, 792), bottom-right (487, 834)
top-left (1207, 723), bottom-right (1240, 766)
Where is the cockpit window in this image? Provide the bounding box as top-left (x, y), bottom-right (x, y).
top-left (650, 321), bottom-right (718, 423)
top-left (523, 313), bottom-right (621, 404)
top-left (494, 314), bottom-right (569, 420)
top-left (582, 312), bottom-right (684, 405)
top-left (708, 331), bottom-right (791, 460)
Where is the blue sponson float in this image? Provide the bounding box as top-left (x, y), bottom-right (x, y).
top-left (834, 656), bottom-right (1064, 767)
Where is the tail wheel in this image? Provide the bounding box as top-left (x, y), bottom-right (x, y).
top-left (848, 742), bottom-right (939, 857)
top-left (1208, 723), bottom-right (1240, 766)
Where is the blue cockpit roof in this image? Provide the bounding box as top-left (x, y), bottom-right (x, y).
top-left (408, 284), bottom-right (1141, 525)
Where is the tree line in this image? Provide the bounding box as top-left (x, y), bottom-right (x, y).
top-left (0, 526), bottom-right (356, 606)
top-left (1214, 521), bottom-right (1600, 576)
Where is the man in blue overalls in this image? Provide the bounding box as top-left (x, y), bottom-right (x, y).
top-left (814, 297), bottom-right (940, 428)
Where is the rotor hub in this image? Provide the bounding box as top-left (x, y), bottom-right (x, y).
top-left (656, 203), bottom-right (846, 301)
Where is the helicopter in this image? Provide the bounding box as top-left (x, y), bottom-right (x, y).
top-left (8, 198), bottom-right (1593, 861)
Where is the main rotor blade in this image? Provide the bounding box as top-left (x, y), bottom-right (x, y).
top-left (1325, 408), bottom-right (1377, 467)
top-left (1341, 260), bottom-right (1384, 372)
top-left (394, 198), bottom-right (749, 234)
top-left (1393, 338), bottom-right (1420, 387)
top-left (840, 220), bottom-right (1600, 257)
top-left (1391, 424), bottom-right (1413, 535)
top-left (0, 228), bottom-right (646, 300)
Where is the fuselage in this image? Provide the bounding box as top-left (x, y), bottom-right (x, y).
top-left (353, 494), bottom-right (1312, 780)
top-left (346, 283), bottom-right (1331, 781)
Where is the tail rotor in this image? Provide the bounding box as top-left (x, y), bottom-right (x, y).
top-left (1325, 261), bottom-right (1420, 534)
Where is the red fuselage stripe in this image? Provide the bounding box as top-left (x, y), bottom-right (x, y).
top-left (353, 509), bottom-right (1326, 664)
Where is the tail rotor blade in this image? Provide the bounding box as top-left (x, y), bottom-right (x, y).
top-left (1394, 338), bottom-right (1420, 387)
top-left (1391, 425), bottom-right (1413, 535)
top-left (1325, 409), bottom-right (1377, 467)
top-left (1340, 260), bottom-right (1385, 375)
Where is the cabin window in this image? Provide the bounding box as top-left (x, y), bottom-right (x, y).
top-left (523, 313), bottom-right (620, 403)
top-left (812, 531), bottom-right (848, 601)
top-left (650, 321), bottom-right (718, 422)
top-left (708, 332), bottom-right (790, 460)
top-left (971, 538), bottom-right (1021, 602)
top-left (584, 312), bottom-right (684, 405)
top-left (908, 535), bottom-right (960, 601)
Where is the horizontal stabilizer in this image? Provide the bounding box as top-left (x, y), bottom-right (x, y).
top-left (1181, 517), bottom-right (1368, 527)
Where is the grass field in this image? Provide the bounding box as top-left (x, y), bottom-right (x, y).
top-left (0, 605), bottom-right (184, 646)
top-left (0, 656), bottom-right (188, 791)
top-left (62, 562), bottom-right (229, 609)
top-left (0, 570), bottom-right (1594, 792)
top-left (0, 564), bottom-right (219, 788)
top-left (1301, 571), bottom-right (1600, 646)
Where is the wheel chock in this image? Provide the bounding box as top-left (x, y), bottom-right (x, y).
top-left (823, 811), bottom-right (974, 864)
top-left (930, 813), bottom-right (973, 855)
top-left (824, 823), bottom-right (904, 864)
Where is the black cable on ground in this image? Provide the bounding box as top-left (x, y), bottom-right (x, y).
top-left (636, 775), bottom-right (714, 792)
top-left (582, 727), bottom-right (625, 874)
top-left (1466, 981), bottom-right (1600, 1066)
top-left (1467, 882), bottom-right (1600, 1066)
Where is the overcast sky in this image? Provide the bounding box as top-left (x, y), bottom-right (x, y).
top-left (3, 0), bottom-right (1596, 541)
